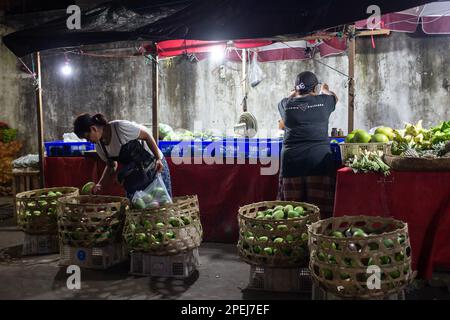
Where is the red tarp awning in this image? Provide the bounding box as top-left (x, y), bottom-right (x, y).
top-left (356, 1), bottom-right (450, 34)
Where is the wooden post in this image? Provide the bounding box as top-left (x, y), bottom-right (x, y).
top-left (151, 45), bottom-right (159, 142)
top-left (348, 26), bottom-right (356, 134)
top-left (34, 52), bottom-right (45, 188)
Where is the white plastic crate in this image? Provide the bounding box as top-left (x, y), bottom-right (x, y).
top-left (22, 233), bottom-right (59, 256)
top-left (247, 265), bottom-right (312, 293)
top-left (130, 248), bottom-right (200, 278)
top-left (339, 143), bottom-right (389, 162)
top-left (59, 242), bottom-right (127, 269)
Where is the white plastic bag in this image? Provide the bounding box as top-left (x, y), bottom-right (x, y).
top-left (131, 174), bottom-right (172, 209)
top-left (249, 52), bottom-right (265, 88)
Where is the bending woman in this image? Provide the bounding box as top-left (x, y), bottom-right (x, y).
top-left (74, 113), bottom-right (172, 199)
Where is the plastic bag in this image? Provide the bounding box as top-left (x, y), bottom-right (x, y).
top-left (249, 52), bottom-right (265, 88)
top-left (12, 154), bottom-right (39, 168)
top-left (63, 132), bottom-right (87, 142)
top-left (131, 174), bottom-right (172, 209)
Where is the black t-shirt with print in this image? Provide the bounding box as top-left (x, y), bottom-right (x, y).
top-left (278, 94), bottom-right (336, 177)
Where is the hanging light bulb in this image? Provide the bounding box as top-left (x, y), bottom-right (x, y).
top-left (61, 54), bottom-right (73, 76)
top-left (210, 46), bottom-right (225, 62)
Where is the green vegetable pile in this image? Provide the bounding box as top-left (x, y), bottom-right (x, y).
top-left (391, 120), bottom-right (450, 157)
top-left (347, 150), bottom-right (390, 176)
top-left (125, 215), bottom-right (193, 250)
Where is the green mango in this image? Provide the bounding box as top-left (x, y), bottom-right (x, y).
top-left (284, 205), bottom-right (294, 213)
top-left (258, 236), bottom-right (269, 242)
top-left (256, 212), bottom-right (265, 219)
top-left (294, 206), bottom-right (305, 215)
top-left (272, 210), bottom-right (285, 220)
top-left (144, 220), bottom-right (152, 230)
top-left (383, 239), bottom-right (395, 248)
top-left (169, 217), bottom-right (181, 227)
top-left (352, 229), bottom-right (368, 237)
top-left (165, 231), bottom-right (176, 239)
top-left (273, 237), bottom-right (284, 244)
top-left (380, 256), bottom-right (391, 265)
top-left (287, 210), bottom-right (299, 219)
top-left (33, 210), bottom-right (41, 216)
top-left (55, 191), bottom-right (63, 196)
top-left (395, 252), bottom-right (405, 261)
top-left (301, 233), bottom-right (308, 242)
top-left (317, 252), bottom-right (326, 261)
top-left (253, 246), bottom-right (262, 254)
top-left (331, 231), bottom-right (344, 238)
top-left (277, 224), bottom-right (288, 231)
top-left (389, 270), bottom-right (401, 279)
top-left (397, 235), bottom-right (406, 244)
top-left (285, 235), bottom-right (294, 242)
top-left (134, 198), bottom-right (146, 209)
top-left (263, 247), bottom-right (274, 255)
top-left (47, 191), bottom-right (57, 197)
top-left (322, 269), bottom-right (333, 280)
top-left (328, 255), bottom-right (337, 264)
top-left (181, 216), bottom-right (191, 225)
top-left (246, 236), bottom-right (255, 242)
top-left (81, 182), bottom-right (95, 195)
top-left (156, 222), bottom-right (165, 229)
top-left (38, 200), bottom-right (47, 207)
top-left (273, 205), bottom-right (284, 211)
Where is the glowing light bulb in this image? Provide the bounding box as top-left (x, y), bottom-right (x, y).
top-left (210, 46), bottom-right (225, 62)
top-left (61, 62), bottom-right (72, 76)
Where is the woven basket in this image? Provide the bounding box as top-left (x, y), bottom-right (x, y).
top-left (238, 201), bottom-right (320, 268)
top-left (340, 143), bottom-right (389, 162)
top-left (123, 195), bottom-right (203, 256)
top-left (308, 215), bottom-right (414, 299)
top-left (57, 195), bottom-right (129, 248)
top-left (384, 154), bottom-right (450, 171)
top-left (16, 187), bottom-right (79, 235)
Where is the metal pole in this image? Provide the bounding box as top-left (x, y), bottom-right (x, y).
top-left (151, 45), bottom-right (159, 142)
top-left (34, 51), bottom-right (45, 188)
top-left (242, 48), bottom-right (247, 110)
top-left (348, 26), bottom-right (356, 134)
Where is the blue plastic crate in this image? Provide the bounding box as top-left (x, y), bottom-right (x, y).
top-left (45, 140), bottom-right (95, 157)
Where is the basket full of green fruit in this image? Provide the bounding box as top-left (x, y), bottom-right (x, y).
top-left (16, 187), bottom-right (79, 235)
top-left (238, 201), bottom-right (320, 268)
top-left (57, 195), bottom-right (129, 248)
top-left (308, 215), bottom-right (414, 299)
top-left (123, 195), bottom-right (203, 256)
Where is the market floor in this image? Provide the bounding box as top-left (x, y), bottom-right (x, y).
top-left (0, 196), bottom-right (449, 300)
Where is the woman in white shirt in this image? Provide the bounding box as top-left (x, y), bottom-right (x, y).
top-left (74, 113), bottom-right (172, 199)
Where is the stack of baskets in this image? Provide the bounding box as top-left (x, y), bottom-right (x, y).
top-left (124, 195), bottom-right (203, 277)
top-left (308, 215), bottom-right (414, 300)
top-left (237, 201), bottom-right (320, 292)
top-left (57, 195), bottom-right (129, 269)
top-left (15, 187), bottom-right (79, 255)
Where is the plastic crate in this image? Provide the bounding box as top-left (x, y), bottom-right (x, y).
top-left (130, 248), bottom-right (200, 278)
top-left (247, 265), bottom-right (312, 293)
top-left (59, 242), bottom-right (127, 269)
top-left (22, 233), bottom-right (59, 256)
top-left (45, 141), bottom-right (95, 157)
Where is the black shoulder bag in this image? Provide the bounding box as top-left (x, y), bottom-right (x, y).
top-left (99, 124), bottom-right (157, 195)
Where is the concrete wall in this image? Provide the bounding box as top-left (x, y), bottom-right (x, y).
top-left (1, 30), bottom-right (449, 155)
top-left (0, 25), bottom-right (35, 153)
top-left (159, 53), bottom-right (349, 138)
top-left (355, 32), bottom-right (450, 130)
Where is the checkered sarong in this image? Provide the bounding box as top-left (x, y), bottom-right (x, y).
top-left (278, 175), bottom-right (336, 219)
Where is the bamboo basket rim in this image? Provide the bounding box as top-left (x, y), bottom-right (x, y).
top-left (15, 187), bottom-right (79, 200)
top-left (238, 201), bottom-right (320, 222)
top-left (308, 215), bottom-right (408, 240)
top-left (128, 195), bottom-right (198, 213)
top-left (57, 194), bottom-right (129, 206)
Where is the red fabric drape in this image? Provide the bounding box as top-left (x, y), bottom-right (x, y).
top-left (44, 157), bottom-right (279, 243)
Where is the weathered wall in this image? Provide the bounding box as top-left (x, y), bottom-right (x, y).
top-left (0, 25), bottom-right (36, 153)
top-left (355, 32), bottom-right (450, 130)
top-left (159, 54), bottom-right (349, 137)
top-left (40, 52), bottom-right (153, 142)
